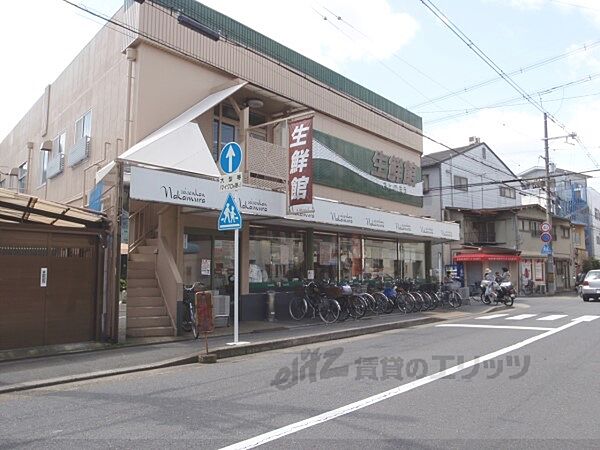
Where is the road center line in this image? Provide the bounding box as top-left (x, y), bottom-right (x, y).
top-left (436, 324), bottom-right (553, 331)
top-left (220, 318), bottom-right (593, 450)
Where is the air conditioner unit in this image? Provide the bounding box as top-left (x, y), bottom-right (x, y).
top-left (40, 140), bottom-right (52, 152)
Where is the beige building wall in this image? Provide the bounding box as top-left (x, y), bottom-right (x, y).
top-left (516, 208), bottom-right (571, 259)
top-left (0, 11), bottom-right (129, 207)
top-left (132, 42), bottom-right (235, 145)
top-left (137, 3), bottom-right (422, 154)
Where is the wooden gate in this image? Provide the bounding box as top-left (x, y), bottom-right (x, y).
top-left (0, 229), bottom-right (99, 350)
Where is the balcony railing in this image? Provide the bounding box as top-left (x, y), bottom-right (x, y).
top-left (68, 136), bottom-right (91, 167)
top-left (245, 136), bottom-right (287, 191)
top-left (464, 230), bottom-right (497, 244)
top-left (47, 153), bottom-right (65, 179)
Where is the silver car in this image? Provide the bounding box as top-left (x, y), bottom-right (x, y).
top-left (581, 270), bottom-right (600, 301)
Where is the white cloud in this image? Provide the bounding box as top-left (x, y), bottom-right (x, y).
top-left (0, 0), bottom-right (118, 141)
top-left (491, 0), bottom-right (600, 26)
top-left (424, 100), bottom-right (600, 190)
top-left (199, 0), bottom-right (419, 68)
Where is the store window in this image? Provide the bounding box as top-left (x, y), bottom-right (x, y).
top-left (363, 239), bottom-right (397, 280)
top-left (314, 233), bottom-right (338, 282)
top-left (249, 227), bottom-right (305, 289)
top-left (401, 242), bottom-right (425, 280)
top-left (340, 235), bottom-right (362, 281)
top-left (182, 233), bottom-right (235, 295)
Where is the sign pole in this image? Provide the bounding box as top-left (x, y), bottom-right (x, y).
top-left (234, 225), bottom-right (239, 344)
top-left (217, 142), bottom-right (248, 347)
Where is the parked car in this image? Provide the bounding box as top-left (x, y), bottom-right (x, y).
top-left (580, 270), bottom-right (600, 302)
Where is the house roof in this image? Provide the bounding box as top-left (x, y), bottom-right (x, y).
top-left (446, 204), bottom-right (571, 222)
top-left (519, 166), bottom-right (591, 179)
top-left (421, 143), bottom-right (480, 167)
top-left (0, 188), bottom-right (107, 229)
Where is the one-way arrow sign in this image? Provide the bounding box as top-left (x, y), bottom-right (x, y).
top-left (219, 142), bottom-right (242, 174)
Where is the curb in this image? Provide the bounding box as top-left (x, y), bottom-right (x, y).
top-left (0, 306), bottom-right (506, 395)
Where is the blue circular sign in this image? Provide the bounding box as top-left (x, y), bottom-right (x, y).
top-left (219, 142), bottom-right (243, 174)
top-left (540, 232), bottom-right (552, 243)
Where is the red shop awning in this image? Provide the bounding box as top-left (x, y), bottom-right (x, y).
top-left (453, 253), bottom-right (521, 262)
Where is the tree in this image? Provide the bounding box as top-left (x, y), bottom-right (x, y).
top-left (582, 258), bottom-right (600, 272)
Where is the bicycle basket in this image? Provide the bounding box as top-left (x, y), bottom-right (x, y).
top-left (324, 285), bottom-right (343, 298)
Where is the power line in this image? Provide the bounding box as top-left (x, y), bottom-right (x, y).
top-left (419, 0), bottom-right (600, 169)
top-left (310, 7), bottom-right (437, 107)
top-left (318, 5), bottom-right (474, 109)
top-left (424, 74), bottom-right (600, 124)
top-left (410, 38), bottom-right (600, 109)
top-left (63, 0), bottom-right (570, 202)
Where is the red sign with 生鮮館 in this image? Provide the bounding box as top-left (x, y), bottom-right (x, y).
top-left (288, 117), bottom-right (314, 212)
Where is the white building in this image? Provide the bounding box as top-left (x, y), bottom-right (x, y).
top-left (422, 139), bottom-right (521, 277)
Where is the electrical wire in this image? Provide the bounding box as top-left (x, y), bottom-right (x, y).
top-left (419, 0), bottom-right (600, 169)
top-left (64, 0), bottom-right (579, 204)
top-left (410, 38), bottom-right (600, 109)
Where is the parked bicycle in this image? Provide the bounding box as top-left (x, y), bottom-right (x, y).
top-left (288, 280), bottom-right (341, 323)
top-left (438, 281), bottom-right (462, 308)
top-left (182, 282), bottom-right (203, 339)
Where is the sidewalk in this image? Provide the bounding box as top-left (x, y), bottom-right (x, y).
top-left (0, 303), bottom-right (503, 394)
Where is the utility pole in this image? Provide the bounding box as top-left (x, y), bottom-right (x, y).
top-left (543, 113), bottom-right (556, 295)
top-left (541, 115), bottom-right (577, 295)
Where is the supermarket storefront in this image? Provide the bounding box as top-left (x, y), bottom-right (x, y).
top-left (130, 165), bottom-right (459, 320)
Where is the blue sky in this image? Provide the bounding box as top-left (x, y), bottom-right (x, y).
top-left (2, 0), bottom-right (600, 187)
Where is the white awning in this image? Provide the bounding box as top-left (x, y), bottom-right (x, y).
top-left (95, 161), bottom-right (116, 185)
top-left (118, 81), bottom-right (247, 176)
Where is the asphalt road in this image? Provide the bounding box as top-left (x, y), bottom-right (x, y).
top-left (1, 295), bottom-right (599, 449)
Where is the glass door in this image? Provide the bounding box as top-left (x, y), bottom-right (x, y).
top-left (213, 239), bottom-right (235, 295)
top-left (183, 235), bottom-right (212, 289)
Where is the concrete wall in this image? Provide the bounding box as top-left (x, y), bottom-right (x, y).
top-left (0, 11), bottom-right (129, 206)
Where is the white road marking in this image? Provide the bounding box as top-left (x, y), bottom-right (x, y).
top-left (436, 324), bottom-right (553, 331)
top-left (220, 317), bottom-right (594, 450)
top-left (475, 313), bottom-right (510, 320)
top-left (536, 315), bottom-right (568, 321)
top-left (505, 314), bottom-right (538, 321)
top-left (574, 315), bottom-right (600, 322)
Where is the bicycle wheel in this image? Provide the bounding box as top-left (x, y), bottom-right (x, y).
top-left (181, 302), bottom-right (192, 332)
top-left (395, 294), bottom-right (408, 314)
top-left (419, 291), bottom-right (431, 311)
top-left (372, 292), bottom-right (390, 314)
top-left (336, 297), bottom-right (350, 322)
top-left (319, 298), bottom-right (341, 323)
top-left (349, 295), bottom-right (367, 319)
top-left (410, 292), bottom-right (422, 311)
top-left (383, 295), bottom-right (395, 314)
top-left (449, 291), bottom-right (462, 308)
top-left (403, 292), bottom-right (416, 313)
top-left (361, 293), bottom-right (377, 313)
top-left (190, 303), bottom-right (200, 339)
top-left (429, 292), bottom-right (440, 310)
top-left (289, 296), bottom-right (308, 320)
top-left (422, 292), bottom-right (435, 311)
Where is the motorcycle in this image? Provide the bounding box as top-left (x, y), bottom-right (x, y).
top-left (481, 279), bottom-right (515, 307)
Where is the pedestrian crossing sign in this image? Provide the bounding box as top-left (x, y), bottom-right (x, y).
top-left (218, 193), bottom-right (242, 231)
